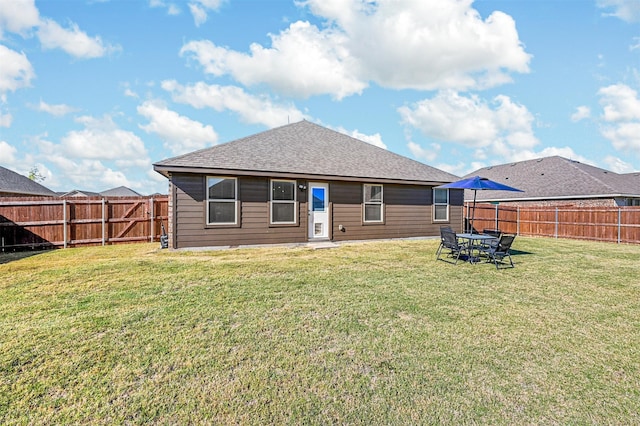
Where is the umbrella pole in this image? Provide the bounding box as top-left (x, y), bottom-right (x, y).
top-left (470, 190), bottom-right (477, 234)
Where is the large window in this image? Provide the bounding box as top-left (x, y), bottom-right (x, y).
top-left (207, 177), bottom-right (237, 225)
top-left (433, 188), bottom-right (449, 221)
top-left (363, 184), bottom-right (383, 223)
top-left (271, 180), bottom-right (297, 224)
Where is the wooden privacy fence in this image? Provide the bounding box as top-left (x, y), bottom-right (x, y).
top-left (467, 203), bottom-right (640, 244)
top-left (0, 196), bottom-right (168, 250)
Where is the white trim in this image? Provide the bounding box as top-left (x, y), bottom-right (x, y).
top-left (433, 188), bottom-right (449, 222)
top-left (308, 182), bottom-right (330, 239)
top-left (270, 179), bottom-right (298, 225)
top-left (206, 176), bottom-right (238, 225)
top-left (363, 184), bottom-right (384, 223)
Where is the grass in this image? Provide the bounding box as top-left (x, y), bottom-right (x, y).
top-left (1, 237), bottom-right (639, 424)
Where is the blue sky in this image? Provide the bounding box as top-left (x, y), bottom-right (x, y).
top-left (1, 0), bottom-right (639, 195)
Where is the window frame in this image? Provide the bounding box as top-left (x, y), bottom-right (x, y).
top-left (206, 176), bottom-right (238, 226)
top-left (433, 188), bottom-right (449, 222)
top-left (270, 179), bottom-right (298, 225)
top-left (363, 183), bottom-right (384, 224)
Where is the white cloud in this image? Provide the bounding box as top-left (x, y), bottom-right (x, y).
top-left (149, 0), bottom-right (181, 15)
top-left (571, 105), bottom-right (591, 122)
top-left (188, 0), bottom-right (223, 26)
top-left (604, 155), bottom-right (636, 173)
top-left (180, 24), bottom-right (365, 100)
top-left (48, 156), bottom-right (133, 190)
top-left (408, 141), bottom-right (440, 163)
top-left (398, 90), bottom-right (539, 150)
top-left (0, 0), bottom-right (40, 37)
top-left (61, 115), bottom-right (149, 167)
top-left (162, 80), bottom-right (306, 128)
top-left (597, 0), bottom-right (640, 22)
top-left (601, 122), bottom-right (640, 151)
top-left (37, 18), bottom-right (118, 59)
top-left (597, 83), bottom-right (640, 153)
top-left (35, 100), bottom-right (77, 116)
top-left (124, 88), bottom-right (139, 98)
top-left (0, 140), bottom-right (17, 163)
top-left (137, 100), bottom-right (218, 155)
top-left (0, 110), bottom-right (12, 127)
top-left (0, 45), bottom-right (35, 93)
top-left (335, 126), bottom-right (387, 149)
top-left (180, 0), bottom-right (530, 99)
top-left (598, 84), bottom-right (640, 122)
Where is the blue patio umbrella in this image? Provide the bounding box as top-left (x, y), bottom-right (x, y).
top-left (436, 176), bottom-right (523, 233)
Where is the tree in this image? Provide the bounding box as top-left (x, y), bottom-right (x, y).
top-left (28, 166), bottom-right (46, 183)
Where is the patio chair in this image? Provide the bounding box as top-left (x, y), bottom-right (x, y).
top-left (436, 226), bottom-right (453, 252)
top-left (480, 234), bottom-right (516, 269)
top-left (482, 229), bottom-right (501, 238)
top-left (436, 229), bottom-right (468, 264)
top-left (480, 229), bottom-right (501, 249)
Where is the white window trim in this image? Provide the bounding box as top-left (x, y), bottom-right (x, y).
top-left (433, 188), bottom-right (449, 222)
top-left (363, 184), bottom-right (384, 223)
top-left (206, 176), bottom-right (238, 226)
top-left (270, 179), bottom-right (298, 225)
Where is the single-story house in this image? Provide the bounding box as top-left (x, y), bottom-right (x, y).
top-left (153, 120), bottom-right (463, 249)
top-left (0, 166), bottom-right (57, 197)
top-left (99, 186), bottom-right (142, 197)
top-left (464, 156), bottom-right (640, 207)
top-left (58, 189), bottom-right (102, 198)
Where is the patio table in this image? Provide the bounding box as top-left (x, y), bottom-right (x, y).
top-left (456, 233), bottom-right (498, 264)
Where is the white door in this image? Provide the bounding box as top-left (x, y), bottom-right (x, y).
top-left (308, 182), bottom-right (329, 240)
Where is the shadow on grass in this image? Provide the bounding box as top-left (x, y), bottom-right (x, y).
top-left (0, 250), bottom-right (50, 265)
top-left (510, 249), bottom-right (534, 256)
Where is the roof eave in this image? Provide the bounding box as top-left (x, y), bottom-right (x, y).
top-left (153, 164), bottom-right (449, 186)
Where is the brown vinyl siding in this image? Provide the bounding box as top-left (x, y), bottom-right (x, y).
top-left (172, 173), bottom-right (307, 248)
top-left (331, 183), bottom-right (463, 241)
top-left (170, 173), bottom-right (464, 248)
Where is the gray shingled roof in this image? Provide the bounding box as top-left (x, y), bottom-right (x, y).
top-left (154, 120), bottom-right (458, 185)
top-left (100, 186), bottom-right (141, 197)
top-left (0, 166), bottom-right (57, 197)
top-left (464, 156), bottom-right (640, 202)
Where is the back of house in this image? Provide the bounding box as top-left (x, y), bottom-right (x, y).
top-left (153, 121), bottom-right (462, 249)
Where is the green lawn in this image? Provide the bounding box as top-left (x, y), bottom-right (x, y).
top-left (1, 237), bottom-right (639, 424)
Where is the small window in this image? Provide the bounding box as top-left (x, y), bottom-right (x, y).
top-left (433, 188), bottom-right (449, 222)
top-left (363, 184), bottom-right (383, 223)
top-left (271, 180), bottom-right (297, 224)
top-left (207, 177), bottom-right (237, 225)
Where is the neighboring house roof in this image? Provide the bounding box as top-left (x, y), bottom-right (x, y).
top-left (154, 120), bottom-right (459, 185)
top-left (59, 189), bottom-right (102, 198)
top-left (0, 165), bottom-right (57, 197)
top-left (465, 156), bottom-right (640, 202)
top-left (100, 186), bottom-right (141, 197)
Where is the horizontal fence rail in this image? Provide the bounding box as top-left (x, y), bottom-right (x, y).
top-left (0, 196), bottom-right (168, 250)
top-left (466, 203), bottom-right (640, 244)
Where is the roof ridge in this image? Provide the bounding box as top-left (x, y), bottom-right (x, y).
top-left (562, 157), bottom-right (622, 193)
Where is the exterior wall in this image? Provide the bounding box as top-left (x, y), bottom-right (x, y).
top-left (330, 182), bottom-right (464, 241)
top-left (170, 173), bottom-right (464, 248)
top-left (171, 173), bottom-right (308, 248)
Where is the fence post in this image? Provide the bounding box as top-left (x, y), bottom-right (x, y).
top-left (517, 206), bottom-right (520, 235)
top-left (63, 199), bottom-right (68, 249)
top-left (101, 198), bottom-right (106, 246)
top-left (495, 204), bottom-right (499, 231)
top-left (150, 197), bottom-right (154, 243)
top-left (555, 207), bottom-right (559, 239)
top-left (618, 208), bottom-right (621, 244)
